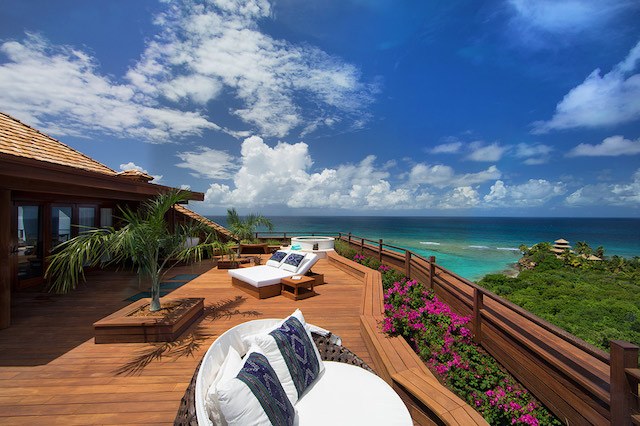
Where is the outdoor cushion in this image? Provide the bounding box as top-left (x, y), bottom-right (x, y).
top-left (266, 250), bottom-right (289, 268)
top-left (217, 345), bottom-right (296, 426)
top-left (295, 361), bottom-right (412, 425)
top-left (227, 254), bottom-right (319, 288)
top-left (244, 312), bottom-right (322, 404)
top-left (280, 253), bottom-right (306, 272)
top-left (205, 346), bottom-right (243, 425)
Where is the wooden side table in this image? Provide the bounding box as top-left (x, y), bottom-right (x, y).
top-left (281, 276), bottom-right (317, 300)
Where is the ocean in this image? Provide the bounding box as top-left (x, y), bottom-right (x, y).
top-left (207, 216), bottom-right (640, 282)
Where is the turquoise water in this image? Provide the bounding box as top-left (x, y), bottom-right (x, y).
top-left (208, 216), bottom-right (640, 282)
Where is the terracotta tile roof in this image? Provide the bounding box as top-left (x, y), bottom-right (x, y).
top-left (173, 204), bottom-right (235, 240)
top-left (0, 112), bottom-right (116, 175)
top-left (116, 170), bottom-right (154, 182)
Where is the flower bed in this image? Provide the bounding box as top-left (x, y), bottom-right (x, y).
top-left (335, 241), bottom-right (561, 425)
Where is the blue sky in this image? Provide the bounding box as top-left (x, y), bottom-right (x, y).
top-left (1, 0), bottom-right (640, 216)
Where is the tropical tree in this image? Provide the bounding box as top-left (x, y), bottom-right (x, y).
top-left (226, 208), bottom-right (274, 243)
top-left (595, 246), bottom-right (605, 259)
top-left (575, 241), bottom-right (592, 256)
top-left (45, 189), bottom-right (220, 311)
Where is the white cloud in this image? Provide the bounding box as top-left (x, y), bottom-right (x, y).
top-left (431, 141), bottom-right (462, 154)
top-left (507, 0), bottom-right (633, 34)
top-left (566, 169), bottom-right (640, 206)
top-left (176, 146), bottom-right (238, 179)
top-left (514, 143), bottom-right (553, 165)
top-left (0, 34), bottom-right (220, 142)
top-left (466, 142), bottom-right (508, 162)
top-left (408, 164), bottom-right (501, 188)
top-left (127, 0), bottom-right (378, 138)
top-left (484, 179), bottom-right (566, 207)
top-left (438, 187), bottom-right (480, 209)
top-left (204, 136), bottom-right (434, 210)
top-left (567, 135), bottom-right (640, 157)
top-left (118, 162), bottom-right (163, 183)
top-left (533, 40), bottom-right (640, 133)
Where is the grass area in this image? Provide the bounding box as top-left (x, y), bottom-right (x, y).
top-left (478, 244), bottom-right (640, 351)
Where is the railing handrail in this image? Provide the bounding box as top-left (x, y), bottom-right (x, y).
top-left (336, 232), bottom-right (612, 363)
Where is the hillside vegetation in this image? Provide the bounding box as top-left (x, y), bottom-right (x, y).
top-left (478, 243), bottom-right (640, 351)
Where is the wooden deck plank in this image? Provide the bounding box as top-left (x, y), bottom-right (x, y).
top-left (0, 258), bottom-right (375, 425)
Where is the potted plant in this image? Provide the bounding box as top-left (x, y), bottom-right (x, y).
top-left (45, 189), bottom-right (220, 312)
top-left (216, 241), bottom-right (241, 269)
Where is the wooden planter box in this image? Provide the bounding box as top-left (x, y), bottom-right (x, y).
top-left (217, 260), bottom-right (239, 269)
top-left (93, 297), bottom-right (204, 344)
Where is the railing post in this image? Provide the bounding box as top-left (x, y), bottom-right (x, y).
top-left (378, 239), bottom-right (383, 262)
top-left (404, 251), bottom-right (411, 278)
top-left (473, 288), bottom-right (484, 344)
top-left (610, 340), bottom-right (639, 425)
top-left (361, 238), bottom-right (364, 252)
top-left (348, 232), bottom-right (352, 246)
top-left (428, 256), bottom-right (436, 289)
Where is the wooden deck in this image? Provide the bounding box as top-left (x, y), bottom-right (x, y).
top-left (0, 258), bottom-right (374, 425)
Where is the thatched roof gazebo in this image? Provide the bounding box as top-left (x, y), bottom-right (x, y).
top-left (552, 238), bottom-right (571, 255)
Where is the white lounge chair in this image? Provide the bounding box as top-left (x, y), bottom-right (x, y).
top-left (191, 317), bottom-right (412, 426)
top-left (228, 252), bottom-right (319, 299)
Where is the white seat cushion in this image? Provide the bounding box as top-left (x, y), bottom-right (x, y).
top-left (228, 265), bottom-right (291, 287)
top-left (295, 362), bottom-right (412, 425)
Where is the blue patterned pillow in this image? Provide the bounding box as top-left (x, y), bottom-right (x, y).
top-left (269, 316), bottom-right (321, 398)
top-left (266, 250), bottom-right (288, 267)
top-left (217, 350), bottom-right (295, 426)
top-left (280, 253), bottom-right (306, 272)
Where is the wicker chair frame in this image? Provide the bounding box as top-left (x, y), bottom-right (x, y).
top-left (174, 332), bottom-right (373, 425)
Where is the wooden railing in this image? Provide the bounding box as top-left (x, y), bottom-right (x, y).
top-left (272, 230), bottom-right (639, 425)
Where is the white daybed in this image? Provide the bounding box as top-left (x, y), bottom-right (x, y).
top-left (228, 252), bottom-right (319, 299)
top-left (191, 318), bottom-right (412, 426)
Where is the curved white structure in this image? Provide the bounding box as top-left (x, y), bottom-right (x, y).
top-left (195, 319), bottom-right (412, 426)
top-left (291, 236), bottom-right (335, 251)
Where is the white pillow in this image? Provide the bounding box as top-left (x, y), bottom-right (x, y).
top-left (243, 309), bottom-right (324, 404)
top-left (205, 347), bottom-right (243, 425)
top-left (279, 253), bottom-right (307, 272)
top-left (217, 345), bottom-right (296, 426)
top-left (266, 250), bottom-right (289, 268)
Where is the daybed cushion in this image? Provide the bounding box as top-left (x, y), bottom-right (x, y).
top-left (228, 254), bottom-right (319, 287)
top-left (205, 346), bottom-right (243, 425)
top-left (295, 361), bottom-right (412, 425)
top-left (228, 265), bottom-right (291, 287)
top-left (217, 345), bottom-right (296, 426)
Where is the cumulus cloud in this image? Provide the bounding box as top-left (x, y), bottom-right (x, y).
top-left (514, 143), bottom-right (553, 165)
top-left (567, 135), bottom-right (640, 157)
top-left (439, 187), bottom-right (480, 209)
top-left (408, 164), bottom-right (500, 188)
top-left (119, 162), bottom-right (163, 183)
top-left (127, 0), bottom-right (378, 138)
top-left (566, 169), bottom-right (640, 206)
top-left (484, 179), bottom-right (566, 207)
top-left (176, 146), bottom-right (238, 179)
top-left (431, 141), bottom-right (462, 154)
top-left (0, 34), bottom-right (220, 142)
top-left (204, 136), bottom-right (435, 210)
top-left (533, 40), bottom-right (640, 133)
top-left (466, 142), bottom-right (508, 162)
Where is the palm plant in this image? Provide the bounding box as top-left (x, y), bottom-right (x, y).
top-left (226, 207), bottom-right (274, 243)
top-left (45, 189), bottom-right (221, 311)
top-left (575, 241), bottom-right (592, 256)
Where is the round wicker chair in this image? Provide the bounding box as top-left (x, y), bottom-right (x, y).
top-left (174, 332), bottom-right (373, 425)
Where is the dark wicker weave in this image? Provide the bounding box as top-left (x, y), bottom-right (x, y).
top-left (174, 332), bottom-right (373, 426)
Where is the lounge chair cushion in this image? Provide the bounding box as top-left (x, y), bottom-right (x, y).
top-left (205, 346), bottom-right (243, 425)
top-left (243, 309), bottom-right (324, 405)
top-left (227, 253), bottom-right (319, 288)
top-left (280, 253), bottom-right (306, 272)
top-left (217, 345), bottom-right (296, 426)
top-left (266, 250), bottom-right (288, 268)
